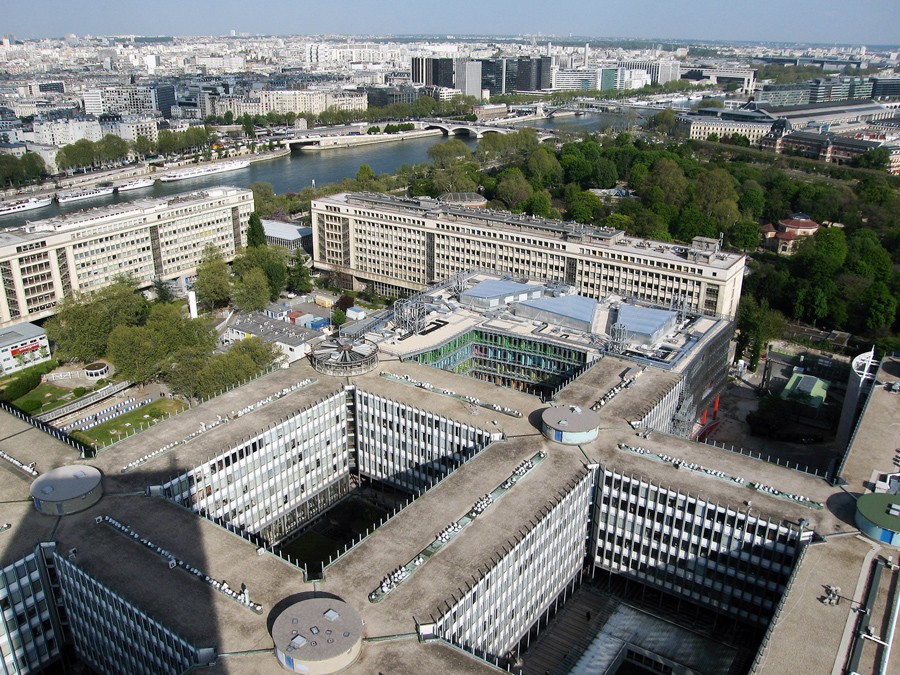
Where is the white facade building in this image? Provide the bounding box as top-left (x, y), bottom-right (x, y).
top-left (0, 187), bottom-right (253, 327)
top-left (310, 193), bottom-right (746, 319)
top-left (32, 118), bottom-right (102, 147)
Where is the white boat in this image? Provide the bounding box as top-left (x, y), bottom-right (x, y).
top-left (114, 177), bottom-right (155, 192)
top-left (0, 196), bottom-right (53, 216)
top-left (56, 186), bottom-right (115, 204)
top-left (158, 160), bottom-right (251, 183)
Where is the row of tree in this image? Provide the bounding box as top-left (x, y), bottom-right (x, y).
top-left (54, 126), bottom-right (216, 172)
top-left (55, 135), bottom-right (130, 172)
top-left (0, 152), bottom-right (46, 187)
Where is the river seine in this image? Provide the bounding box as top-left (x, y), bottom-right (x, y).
top-left (0, 112), bottom-right (639, 228)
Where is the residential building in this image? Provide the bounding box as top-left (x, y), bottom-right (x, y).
top-left (310, 192), bottom-right (746, 319)
top-left (0, 187), bottom-right (253, 327)
top-left (32, 118), bottom-right (102, 147)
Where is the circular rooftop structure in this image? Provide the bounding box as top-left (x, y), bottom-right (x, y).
top-left (310, 336), bottom-right (378, 377)
top-left (271, 597), bottom-right (363, 674)
top-left (855, 492), bottom-right (900, 547)
top-left (438, 192), bottom-right (487, 208)
top-left (30, 465), bottom-right (102, 516)
top-left (541, 405), bottom-right (600, 445)
top-left (84, 362), bottom-right (109, 379)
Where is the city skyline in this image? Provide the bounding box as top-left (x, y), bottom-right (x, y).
top-left (5, 0), bottom-right (900, 46)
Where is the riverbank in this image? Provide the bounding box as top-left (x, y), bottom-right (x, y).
top-left (299, 129), bottom-right (442, 151)
top-left (0, 148), bottom-right (291, 203)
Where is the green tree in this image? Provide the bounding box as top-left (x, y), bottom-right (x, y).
top-left (332, 308), bottom-right (347, 326)
top-left (496, 168), bottom-right (533, 210)
top-left (222, 110), bottom-right (235, 125)
top-left (97, 134), bottom-right (129, 165)
top-left (232, 268), bottom-right (270, 312)
top-left (106, 325), bottom-right (161, 385)
top-left (194, 245), bottom-right (232, 310)
top-left (132, 135), bottom-right (156, 159)
top-left (230, 335), bottom-right (281, 370)
top-left (641, 158), bottom-right (688, 208)
top-left (19, 153), bottom-right (45, 182)
top-left (525, 146), bottom-right (563, 188)
top-left (846, 230), bottom-right (892, 281)
top-left (164, 347), bottom-right (210, 402)
top-left (45, 277), bottom-right (149, 362)
top-left (152, 278), bottom-right (174, 303)
top-left (427, 139), bottom-right (471, 168)
top-left (851, 146), bottom-right (890, 171)
top-left (861, 282), bottom-right (897, 332)
top-left (648, 108), bottom-right (678, 135)
top-left (355, 164), bottom-right (376, 186)
top-left (287, 251), bottom-right (314, 294)
top-left (246, 212), bottom-right (266, 248)
top-left (524, 190), bottom-right (552, 217)
top-left (566, 190), bottom-right (603, 224)
top-left (729, 221), bottom-right (761, 251)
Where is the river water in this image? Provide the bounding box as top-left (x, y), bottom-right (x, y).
top-left (0, 111), bottom-right (641, 228)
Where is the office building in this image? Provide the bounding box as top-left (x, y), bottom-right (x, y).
top-left (617, 60), bottom-right (681, 85)
top-left (808, 76), bottom-right (873, 103)
top-left (478, 58), bottom-right (508, 96)
top-left (516, 57), bottom-right (552, 91)
top-left (310, 192), bottom-right (746, 320)
top-left (454, 60), bottom-right (483, 100)
top-left (1, 283), bottom-right (894, 673)
top-left (870, 77), bottom-right (900, 99)
top-left (0, 187), bottom-right (253, 327)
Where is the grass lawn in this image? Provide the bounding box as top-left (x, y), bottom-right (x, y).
top-left (13, 382), bottom-right (73, 414)
top-left (70, 398), bottom-right (186, 447)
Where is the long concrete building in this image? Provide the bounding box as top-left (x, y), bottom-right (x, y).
top-left (310, 192), bottom-right (746, 320)
top-left (0, 187), bottom-right (253, 327)
top-left (0, 267), bottom-right (896, 674)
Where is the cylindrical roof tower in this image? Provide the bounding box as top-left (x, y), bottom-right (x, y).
top-left (271, 597), bottom-right (363, 674)
top-left (30, 465), bottom-right (103, 516)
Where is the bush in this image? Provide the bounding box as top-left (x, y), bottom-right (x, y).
top-left (0, 371), bottom-right (42, 403)
top-left (72, 387), bottom-right (88, 398)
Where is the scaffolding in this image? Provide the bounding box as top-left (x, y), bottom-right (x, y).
top-left (394, 298), bottom-right (427, 335)
top-left (608, 322), bottom-right (629, 355)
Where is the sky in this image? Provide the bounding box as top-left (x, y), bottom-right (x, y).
top-left (5, 0), bottom-right (900, 46)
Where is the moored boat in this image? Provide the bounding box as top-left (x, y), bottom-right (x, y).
top-left (56, 185), bottom-right (115, 204)
top-left (114, 177), bottom-right (155, 192)
top-left (0, 196), bottom-right (53, 216)
top-left (158, 160), bottom-right (250, 183)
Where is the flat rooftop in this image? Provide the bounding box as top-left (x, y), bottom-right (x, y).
top-left (0, 348), bottom-right (897, 673)
top-left (318, 192), bottom-right (745, 272)
top-left (0, 187), bottom-right (249, 245)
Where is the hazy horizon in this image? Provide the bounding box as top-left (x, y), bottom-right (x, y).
top-left (5, 0), bottom-right (899, 46)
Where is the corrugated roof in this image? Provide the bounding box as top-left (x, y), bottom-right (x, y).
top-left (462, 279), bottom-right (540, 300)
top-left (0, 322), bottom-right (45, 348)
top-left (261, 220), bottom-right (308, 240)
top-left (617, 304), bottom-right (677, 336)
top-left (519, 295), bottom-right (598, 324)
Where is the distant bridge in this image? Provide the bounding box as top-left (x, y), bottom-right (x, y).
top-left (421, 119), bottom-right (556, 141)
